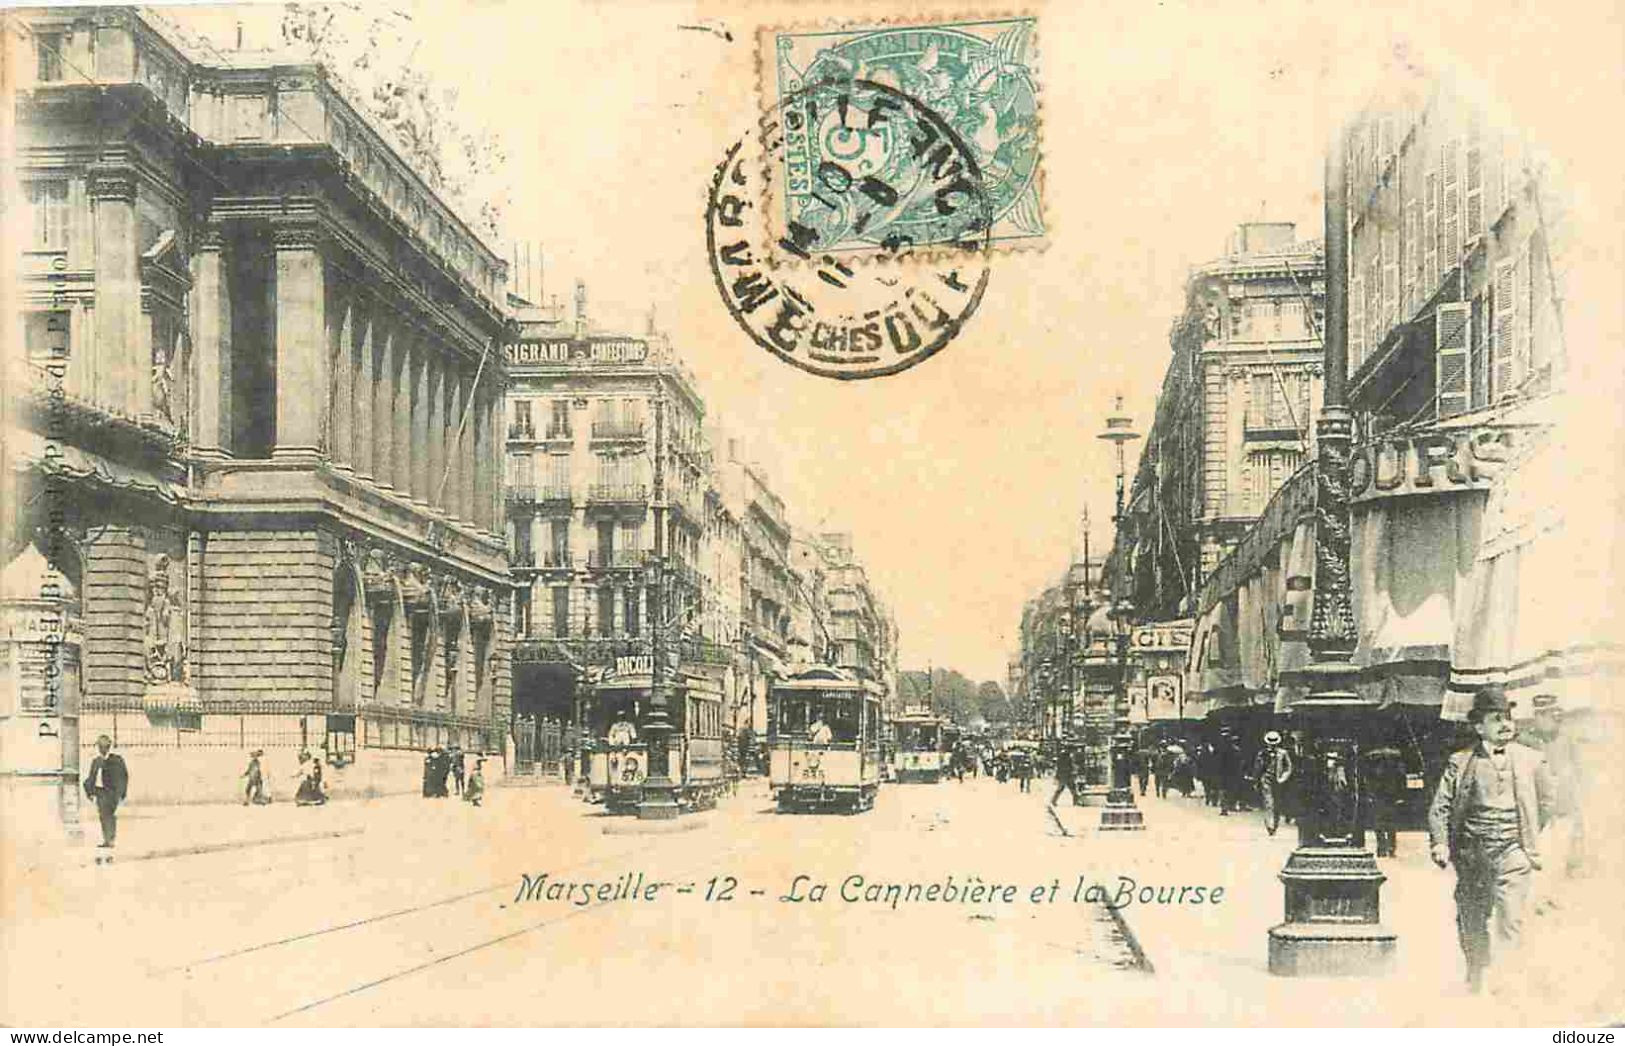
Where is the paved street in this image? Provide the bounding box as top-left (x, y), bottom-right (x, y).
top-left (6, 774), bottom-right (1618, 1026)
top-left (4, 777), bottom-right (1141, 1027)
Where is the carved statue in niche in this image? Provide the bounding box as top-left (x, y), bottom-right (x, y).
top-left (151, 329), bottom-right (175, 422)
top-left (1201, 299), bottom-right (1223, 339)
top-left (143, 553), bottom-right (188, 685)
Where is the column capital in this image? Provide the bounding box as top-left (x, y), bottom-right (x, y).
top-left (270, 221), bottom-right (328, 252)
top-left (86, 166), bottom-right (138, 203)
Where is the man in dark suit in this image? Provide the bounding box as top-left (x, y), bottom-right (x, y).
top-left (1428, 687), bottom-right (1554, 994)
top-left (83, 735), bottom-right (129, 848)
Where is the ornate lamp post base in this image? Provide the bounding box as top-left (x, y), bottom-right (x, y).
top-left (1265, 681), bottom-right (1396, 977)
top-left (1268, 849), bottom-right (1395, 974)
top-left (1099, 735), bottom-right (1146, 830)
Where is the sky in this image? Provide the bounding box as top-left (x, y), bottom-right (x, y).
top-left (167, 0), bottom-right (1624, 685)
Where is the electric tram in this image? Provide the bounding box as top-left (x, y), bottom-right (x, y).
top-left (891, 710), bottom-right (949, 783)
top-left (582, 655), bottom-right (727, 814)
top-left (767, 666), bottom-right (883, 813)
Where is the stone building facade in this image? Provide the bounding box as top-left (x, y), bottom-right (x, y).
top-left (1117, 223), bottom-right (1326, 623)
top-left (3, 7), bottom-right (511, 817)
top-left (502, 288), bottom-right (728, 767)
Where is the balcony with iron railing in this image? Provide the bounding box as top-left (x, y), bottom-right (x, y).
top-left (507, 422), bottom-right (537, 442)
top-left (587, 483), bottom-right (649, 505)
top-left (541, 549), bottom-right (576, 569)
top-left (590, 420), bottom-right (647, 441)
top-left (1242, 409), bottom-right (1307, 442)
top-left (587, 549), bottom-right (649, 570)
top-left (544, 422), bottom-right (573, 441)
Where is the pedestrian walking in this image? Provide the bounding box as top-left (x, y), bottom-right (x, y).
top-left (1049, 744), bottom-right (1077, 807)
top-left (83, 735), bottom-right (129, 850)
top-left (450, 745), bottom-right (466, 796)
top-left (1014, 749), bottom-right (1033, 793)
top-left (1428, 687), bottom-right (1555, 994)
top-left (464, 757), bottom-right (486, 807)
top-left (241, 748), bottom-right (268, 806)
top-left (1521, 693), bottom-right (1587, 881)
top-left (294, 750), bottom-right (327, 806)
top-left (1361, 742), bottom-right (1407, 857)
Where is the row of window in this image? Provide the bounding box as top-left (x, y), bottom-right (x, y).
top-left (1227, 299), bottom-right (1310, 342)
top-left (510, 398), bottom-right (646, 438)
top-left (506, 453), bottom-right (646, 492)
top-left (513, 586), bottom-right (644, 639)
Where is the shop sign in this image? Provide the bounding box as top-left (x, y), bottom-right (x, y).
top-left (1146, 675), bottom-right (1182, 721)
top-left (609, 654), bottom-right (653, 678)
top-left (1350, 425), bottom-right (1532, 503)
top-left (1132, 620), bottom-right (1193, 652)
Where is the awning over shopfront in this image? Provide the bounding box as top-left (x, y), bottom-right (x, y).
top-left (1189, 391), bottom-right (1623, 721)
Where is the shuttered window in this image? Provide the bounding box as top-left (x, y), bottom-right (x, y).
top-left (1492, 256), bottom-right (1518, 400)
top-left (1515, 239), bottom-right (1534, 387)
top-left (1465, 136), bottom-right (1485, 244)
top-left (1350, 276), bottom-right (1366, 369)
top-left (1403, 198), bottom-right (1421, 316)
top-left (1441, 138), bottom-right (1462, 272)
top-left (1423, 169), bottom-right (1440, 290)
top-left (1382, 226), bottom-right (1399, 327)
top-left (1470, 293), bottom-right (1489, 409)
top-left (1435, 303), bottom-right (1471, 419)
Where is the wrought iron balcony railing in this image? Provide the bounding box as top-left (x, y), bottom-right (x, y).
top-left (590, 421), bottom-right (647, 440)
top-left (587, 549), bottom-right (648, 569)
top-left (587, 483), bottom-right (648, 504)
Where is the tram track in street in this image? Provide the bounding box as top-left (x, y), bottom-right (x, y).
top-left (263, 833), bottom-right (767, 1025)
top-left (157, 828), bottom-right (664, 976)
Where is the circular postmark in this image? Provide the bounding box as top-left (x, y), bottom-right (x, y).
top-left (706, 76), bottom-right (992, 380)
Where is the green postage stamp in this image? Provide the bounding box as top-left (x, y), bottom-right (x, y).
top-left (766, 17), bottom-right (1044, 258)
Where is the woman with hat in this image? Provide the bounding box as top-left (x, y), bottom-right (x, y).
top-left (1427, 686), bottom-right (1555, 994)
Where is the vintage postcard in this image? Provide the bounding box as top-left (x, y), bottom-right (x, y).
top-left (2, 0), bottom-right (1622, 1030)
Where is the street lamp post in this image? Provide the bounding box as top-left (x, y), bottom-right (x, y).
top-left (1098, 396), bottom-right (1145, 832)
top-left (1265, 128), bottom-right (1395, 973)
top-left (637, 395), bottom-right (680, 821)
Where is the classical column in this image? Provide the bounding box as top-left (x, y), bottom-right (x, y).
top-left (489, 395), bottom-right (503, 532)
top-left (393, 331), bottom-right (413, 495)
top-left (411, 342), bottom-right (430, 504)
top-left (427, 353), bottom-right (446, 512)
top-left (355, 311), bottom-right (375, 481)
top-left (472, 388), bottom-right (489, 532)
top-left (190, 229), bottom-right (231, 457)
top-left (274, 227), bottom-right (327, 460)
top-left (88, 166), bottom-right (140, 418)
top-left (330, 302), bottom-right (354, 471)
top-left (446, 367), bottom-right (465, 522)
top-left (373, 323), bottom-right (394, 490)
top-left (459, 370), bottom-right (476, 523)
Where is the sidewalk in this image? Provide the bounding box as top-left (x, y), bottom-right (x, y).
top-left (1048, 786), bottom-right (1621, 1025)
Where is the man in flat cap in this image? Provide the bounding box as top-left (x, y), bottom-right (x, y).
top-left (83, 735), bottom-right (129, 849)
top-left (1428, 687), bottom-right (1554, 994)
